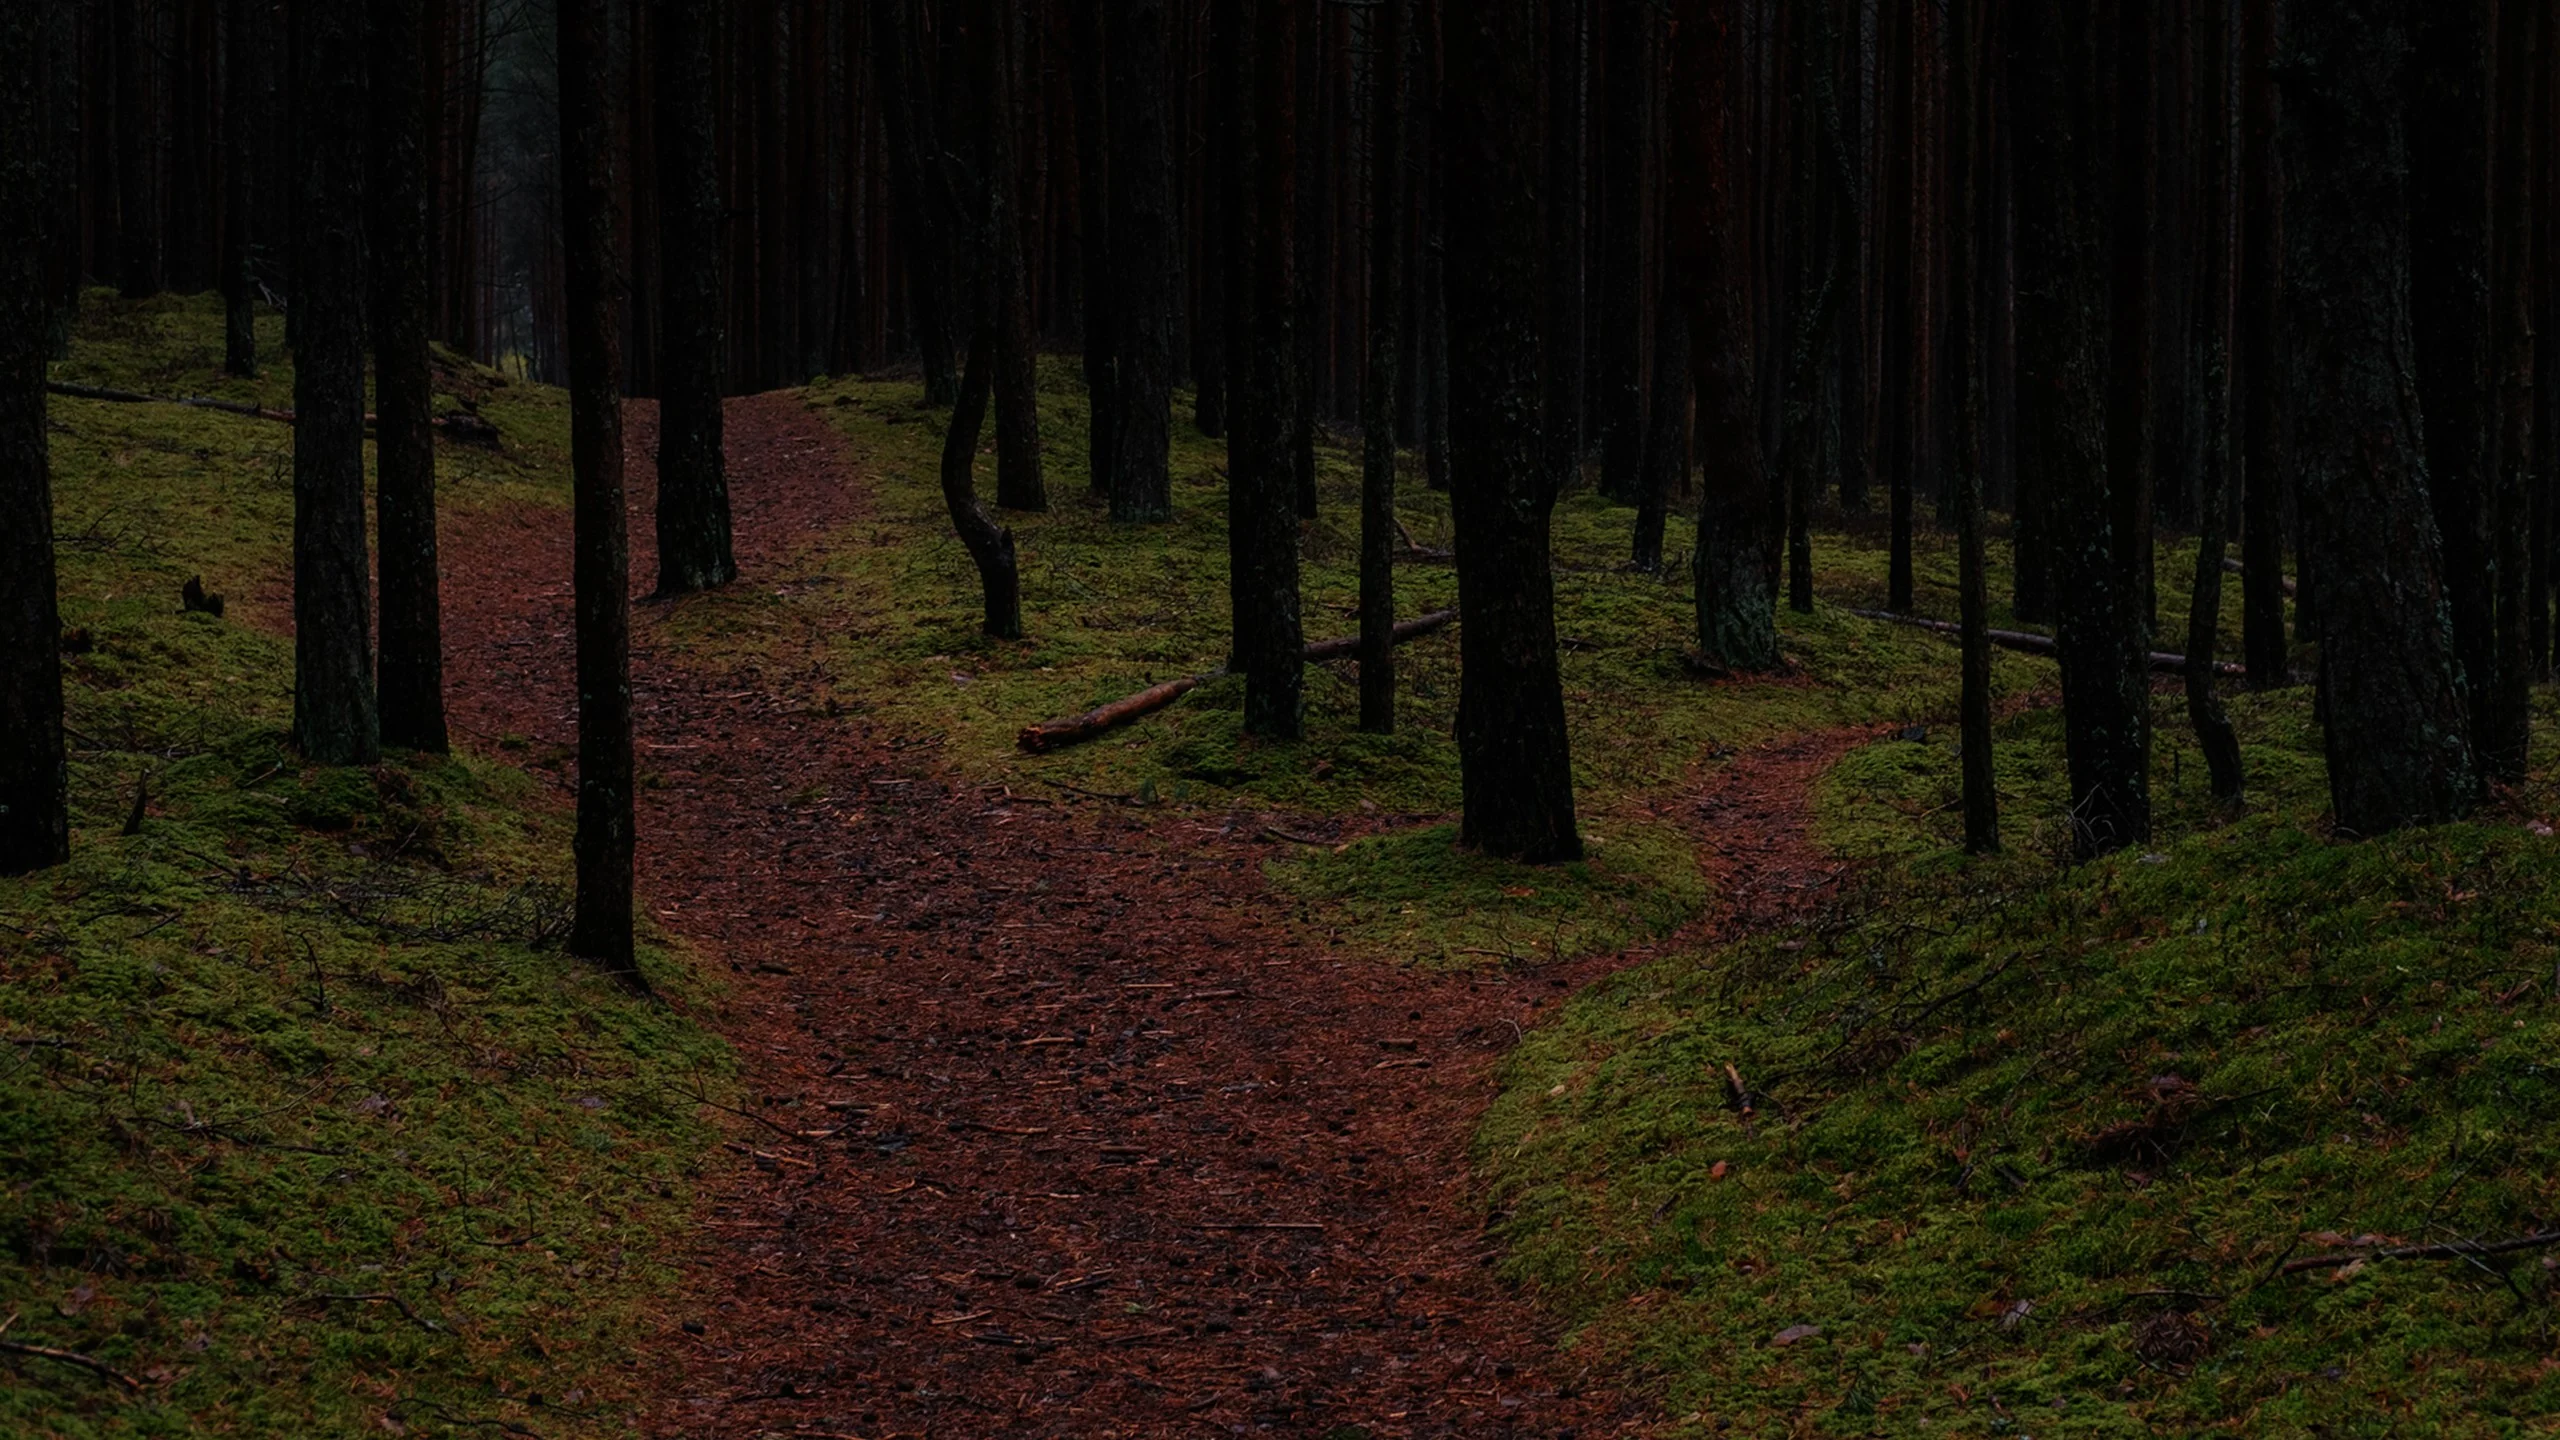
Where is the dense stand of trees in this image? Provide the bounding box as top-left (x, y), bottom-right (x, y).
top-left (2, 0), bottom-right (2556, 882)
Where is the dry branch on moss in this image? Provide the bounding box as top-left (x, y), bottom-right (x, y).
top-left (45, 381), bottom-right (503, 446)
top-left (1017, 608), bottom-right (1458, 752)
top-left (1851, 608), bottom-right (2244, 677)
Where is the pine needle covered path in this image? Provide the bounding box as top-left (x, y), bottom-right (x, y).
top-left (436, 393), bottom-right (1863, 1439)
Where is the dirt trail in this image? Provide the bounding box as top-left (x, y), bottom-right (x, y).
top-left (434, 395), bottom-right (1865, 1439)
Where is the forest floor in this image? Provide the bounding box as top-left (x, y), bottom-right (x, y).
top-left (432, 392), bottom-right (1875, 1438)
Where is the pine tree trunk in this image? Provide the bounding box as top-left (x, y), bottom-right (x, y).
top-left (2013, 0), bottom-right (2145, 858)
top-left (369, 0), bottom-right (447, 756)
top-left (221, 0), bottom-right (257, 376)
top-left (1235, 0), bottom-right (1306, 736)
top-left (654, 0), bottom-right (737, 596)
top-left (1631, 290), bottom-right (1688, 574)
top-left (1951, 0), bottom-right (1997, 851)
top-left (1358, 0), bottom-right (1404, 735)
top-left (2408, 0), bottom-right (2499, 781)
top-left (2237, 0), bottom-right (2288, 688)
top-left (0, 3), bottom-right (66, 876)
top-left (2481, 0), bottom-right (2538, 782)
top-left (1674, 0), bottom-right (1777, 675)
top-left (992, 0), bottom-right (1046, 512)
top-left (1597, 0), bottom-right (1650, 506)
top-left (559, 0), bottom-right (640, 982)
top-left (873, 0), bottom-right (958, 408)
top-left (2104, 0), bottom-right (2157, 655)
top-left (1104, 0), bottom-right (1174, 521)
top-left (2278, 0), bottom-right (2477, 835)
top-left (292, 0), bottom-right (379, 768)
top-left (1541, 0), bottom-right (1588, 499)
top-left (2185, 0), bottom-right (2244, 804)
top-left (1071, 0), bottom-right (1116, 494)
top-left (114, 0), bottom-right (157, 297)
top-left (1444, 0), bottom-right (1581, 863)
top-left (943, 329), bottom-right (1025, 638)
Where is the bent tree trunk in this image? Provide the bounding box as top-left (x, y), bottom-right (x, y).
top-left (1670, 1), bottom-right (1777, 674)
top-left (0, 4), bottom-right (66, 875)
top-left (654, 0), bottom-right (738, 596)
top-left (1443, 0), bottom-right (1582, 864)
top-left (293, 0), bottom-right (380, 767)
top-left (559, 0), bottom-right (642, 985)
top-left (2014, 0), bottom-right (2146, 858)
top-left (2185, 0), bottom-right (2244, 805)
top-left (943, 331), bottom-right (1025, 639)
top-left (2278, 0), bottom-right (2475, 834)
top-left (370, 0), bottom-right (449, 755)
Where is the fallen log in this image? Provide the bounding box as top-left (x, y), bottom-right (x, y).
top-left (1852, 608), bottom-right (2245, 678)
top-left (1017, 608), bottom-right (1460, 753)
top-left (46, 380), bottom-right (502, 446)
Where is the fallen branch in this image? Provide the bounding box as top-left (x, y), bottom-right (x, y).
top-left (46, 381), bottom-right (501, 446)
top-left (1852, 609), bottom-right (2243, 678)
top-left (1016, 608), bottom-right (1459, 753)
top-left (2276, 1229), bottom-right (2560, 1277)
top-left (0, 1334), bottom-right (143, 1391)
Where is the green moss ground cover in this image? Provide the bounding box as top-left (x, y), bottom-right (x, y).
top-left (5, 293), bottom-right (726, 1439)
top-left (1478, 687), bottom-right (2560, 1436)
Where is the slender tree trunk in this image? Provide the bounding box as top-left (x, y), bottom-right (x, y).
top-left (1878, 0), bottom-right (1915, 612)
top-left (944, 330), bottom-right (1025, 638)
top-left (1235, 0), bottom-right (1305, 735)
top-left (369, 0), bottom-right (447, 756)
top-left (992, 0), bottom-right (1046, 512)
top-left (874, 0), bottom-right (958, 408)
top-left (114, 0), bottom-right (157, 297)
top-left (2237, 0), bottom-right (2287, 687)
top-left (293, 0), bottom-right (379, 768)
top-left (1674, 1), bottom-right (1777, 674)
top-left (654, 0), bottom-right (736, 596)
top-left (1952, 0), bottom-right (1998, 851)
top-left (1105, 0), bottom-right (1173, 521)
top-left (1632, 292), bottom-right (1688, 573)
top-left (559, 0), bottom-right (640, 983)
top-left (221, 0), bottom-right (257, 376)
top-left (2408, 0), bottom-right (2499, 781)
top-left (0, 2), bottom-right (65, 875)
top-left (1542, 0), bottom-right (1588, 498)
top-left (2481, 0), bottom-right (2538, 782)
top-left (1071, 0), bottom-right (1116, 493)
top-left (1359, 0), bottom-right (1405, 735)
top-left (2185, 0), bottom-right (2243, 804)
top-left (1597, 0), bottom-right (1650, 505)
top-left (1195, 0), bottom-right (1230, 442)
top-left (2279, 0), bottom-right (2477, 835)
top-left (1444, 0), bottom-right (1581, 862)
top-left (2104, 0), bottom-right (2157, 655)
top-left (2013, 0), bottom-right (2145, 858)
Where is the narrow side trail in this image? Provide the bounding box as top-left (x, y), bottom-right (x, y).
top-left (435, 396), bottom-right (1863, 1439)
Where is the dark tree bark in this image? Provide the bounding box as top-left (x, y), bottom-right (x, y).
top-left (1358, 0), bottom-right (1405, 735)
top-left (369, 0), bottom-right (447, 756)
top-left (1443, 0), bottom-right (1581, 863)
top-left (1071, 0), bottom-right (1116, 493)
top-left (1596, 0), bottom-right (1651, 506)
top-left (2185, 0), bottom-right (2244, 804)
top-left (1877, 0), bottom-right (1915, 612)
top-left (1631, 302), bottom-right (1687, 575)
top-left (2103, 0), bottom-right (2157, 653)
top-left (292, 0), bottom-right (379, 767)
top-left (0, 2), bottom-right (65, 876)
top-left (943, 330), bottom-right (1025, 638)
top-left (2278, 0), bottom-right (2477, 835)
top-left (221, 0), bottom-right (257, 376)
top-left (1104, 0), bottom-right (1174, 521)
top-left (2407, 0), bottom-right (2499, 782)
top-left (2237, 0), bottom-right (2288, 687)
top-left (114, 0), bottom-right (156, 297)
top-left (1672, 1), bottom-right (1777, 674)
top-left (1952, 0), bottom-right (1997, 852)
top-left (1194, 0), bottom-right (1230, 442)
top-left (1233, 0), bottom-right (1306, 736)
top-left (2481, 0), bottom-right (2539, 782)
top-left (653, 0), bottom-right (737, 596)
top-left (559, 0), bottom-right (640, 983)
top-left (991, 0), bottom-right (1046, 512)
top-left (1541, 0), bottom-right (1588, 499)
top-left (2012, 0), bottom-right (2145, 858)
top-left (874, 0), bottom-right (959, 408)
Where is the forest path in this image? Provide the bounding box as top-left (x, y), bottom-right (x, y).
top-left (435, 395), bottom-right (1865, 1440)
